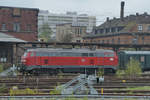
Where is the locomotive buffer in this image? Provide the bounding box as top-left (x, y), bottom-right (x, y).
top-left (56, 74), bottom-right (104, 95)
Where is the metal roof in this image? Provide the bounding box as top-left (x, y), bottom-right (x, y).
top-left (0, 32), bottom-right (26, 42)
top-left (27, 48), bottom-right (114, 53)
top-left (123, 51), bottom-right (150, 55)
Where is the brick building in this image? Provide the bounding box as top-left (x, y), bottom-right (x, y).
top-left (0, 6), bottom-right (39, 41)
top-left (56, 23), bottom-right (86, 42)
top-left (83, 2), bottom-right (150, 45)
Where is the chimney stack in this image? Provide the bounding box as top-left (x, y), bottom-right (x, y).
top-left (106, 17), bottom-right (109, 21)
top-left (120, 1), bottom-right (125, 20)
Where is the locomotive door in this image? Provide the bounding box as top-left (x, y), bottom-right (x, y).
top-left (35, 52), bottom-right (41, 66)
top-left (89, 53), bottom-right (95, 66)
top-left (96, 53), bottom-right (104, 66)
top-left (145, 55), bottom-right (150, 69)
top-left (29, 52), bottom-right (36, 66)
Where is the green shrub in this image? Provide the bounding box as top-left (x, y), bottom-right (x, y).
top-left (0, 64), bottom-right (4, 73)
top-left (58, 71), bottom-right (63, 79)
top-left (0, 84), bottom-right (8, 93)
top-left (125, 58), bottom-right (142, 79)
top-left (97, 68), bottom-right (104, 77)
top-left (49, 98), bottom-right (57, 100)
top-left (64, 97), bottom-right (76, 100)
top-left (116, 69), bottom-right (125, 78)
top-left (124, 98), bottom-right (137, 100)
top-left (3, 63), bottom-right (12, 70)
top-left (9, 88), bottom-right (39, 96)
top-left (50, 85), bottom-right (62, 95)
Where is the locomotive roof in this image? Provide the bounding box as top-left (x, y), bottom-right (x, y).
top-left (27, 48), bottom-right (114, 53)
top-left (122, 51), bottom-right (150, 55)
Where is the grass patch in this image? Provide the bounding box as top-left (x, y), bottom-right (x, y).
top-left (116, 59), bottom-right (142, 79)
top-left (9, 88), bottom-right (39, 96)
top-left (0, 84), bottom-right (8, 93)
top-left (125, 86), bottom-right (150, 91)
top-left (0, 64), bottom-right (4, 73)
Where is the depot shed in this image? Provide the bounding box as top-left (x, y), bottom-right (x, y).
top-left (118, 51), bottom-right (150, 71)
top-left (0, 32), bottom-right (26, 67)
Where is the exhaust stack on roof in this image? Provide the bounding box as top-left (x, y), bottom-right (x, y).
top-left (120, 1), bottom-right (125, 21)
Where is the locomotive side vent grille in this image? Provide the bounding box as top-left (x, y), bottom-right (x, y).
top-left (44, 59), bottom-right (48, 64)
top-left (90, 59), bottom-right (94, 64)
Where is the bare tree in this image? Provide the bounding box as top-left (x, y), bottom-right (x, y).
top-left (59, 33), bottom-right (73, 43)
top-left (38, 23), bottom-right (53, 42)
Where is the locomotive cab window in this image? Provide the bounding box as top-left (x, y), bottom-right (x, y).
top-left (48, 52), bottom-right (55, 56)
top-left (43, 52), bottom-right (48, 56)
top-left (89, 53), bottom-right (94, 57)
top-left (30, 52), bottom-right (34, 56)
top-left (82, 53), bottom-right (88, 57)
top-left (94, 53), bottom-right (104, 57)
top-left (104, 52), bottom-right (114, 57)
top-left (36, 52), bottom-right (40, 56)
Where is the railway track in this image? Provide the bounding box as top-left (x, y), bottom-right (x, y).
top-left (1, 74), bottom-right (150, 96)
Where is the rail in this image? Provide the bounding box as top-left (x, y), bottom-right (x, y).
top-left (0, 95), bottom-right (150, 99)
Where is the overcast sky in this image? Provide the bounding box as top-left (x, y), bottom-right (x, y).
top-left (0, 0), bottom-right (150, 25)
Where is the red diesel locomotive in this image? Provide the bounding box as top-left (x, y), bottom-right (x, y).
top-left (20, 48), bottom-right (118, 75)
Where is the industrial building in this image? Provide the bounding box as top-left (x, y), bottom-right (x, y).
top-left (83, 2), bottom-right (150, 45)
top-left (38, 11), bottom-right (96, 37)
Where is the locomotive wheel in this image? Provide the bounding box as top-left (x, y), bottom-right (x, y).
top-left (103, 69), bottom-right (116, 75)
top-left (31, 69), bottom-right (39, 76)
top-left (86, 69), bottom-right (96, 75)
top-left (30, 68), bottom-right (59, 76)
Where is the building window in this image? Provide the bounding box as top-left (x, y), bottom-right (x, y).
top-left (118, 38), bottom-right (120, 44)
top-left (13, 8), bottom-right (21, 16)
top-left (111, 28), bottom-right (116, 33)
top-left (78, 28), bottom-right (80, 35)
top-left (102, 40), bottom-right (104, 43)
top-left (148, 26), bottom-right (150, 31)
top-left (106, 28), bottom-right (110, 33)
top-left (117, 27), bottom-right (124, 32)
top-left (80, 29), bottom-right (82, 34)
top-left (75, 28), bottom-right (78, 34)
top-left (100, 29), bottom-right (104, 34)
top-left (140, 56), bottom-right (145, 62)
top-left (0, 51), bottom-right (7, 63)
top-left (95, 30), bottom-right (97, 34)
top-left (13, 23), bottom-right (20, 32)
top-left (112, 39), bottom-right (114, 44)
top-left (76, 40), bottom-right (81, 43)
top-left (26, 24), bottom-right (31, 32)
top-left (1, 23), bottom-right (6, 31)
top-left (0, 58), bottom-right (7, 63)
top-left (138, 25), bottom-right (143, 31)
top-left (142, 36), bottom-right (144, 44)
top-left (107, 40), bottom-right (109, 44)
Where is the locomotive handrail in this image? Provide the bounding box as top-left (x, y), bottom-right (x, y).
top-left (58, 74), bottom-right (86, 90)
top-left (58, 74), bottom-right (99, 95)
top-left (71, 77), bottom-right (87, 94)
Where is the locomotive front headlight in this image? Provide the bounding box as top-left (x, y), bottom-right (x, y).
top-left (110, 58), bottom-right (114, 61)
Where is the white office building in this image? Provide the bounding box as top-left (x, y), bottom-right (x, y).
top-left (38, 10), bottom-right (96, 36)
